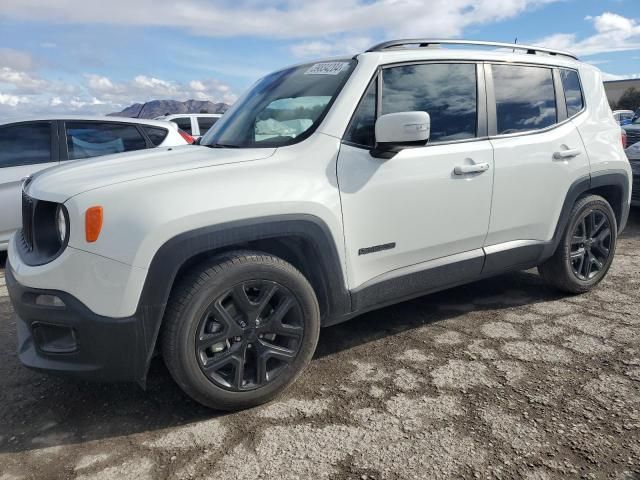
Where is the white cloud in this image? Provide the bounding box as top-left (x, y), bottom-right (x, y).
top-left (535, 12), bottom-right (640, 56)
top-left (601, 72), bottom-right (640, 81)
top-left (0, 48), bottom-right (36, 71)
top-left (291, 36), bottom-right (372, 58)
top-left (0, 92), bottom-right (28, 106)
top-left (0, 0), bottom-right (559, 39)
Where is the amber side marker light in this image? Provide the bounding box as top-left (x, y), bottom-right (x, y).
top-left (85, 206), bottom-right (103, 242)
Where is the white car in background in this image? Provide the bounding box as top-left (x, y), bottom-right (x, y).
top-left (0, 116), bottom-right (191, 251)
top-left (154, 113), bottom-right (223, 139)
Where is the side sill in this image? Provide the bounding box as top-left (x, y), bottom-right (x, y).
top-left (350, 249), bottom-right (485, 313)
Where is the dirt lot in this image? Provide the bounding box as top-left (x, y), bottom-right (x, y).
top-left (0, 211), bottom-right (639, 480)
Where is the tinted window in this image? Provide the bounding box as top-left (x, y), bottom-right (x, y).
top-left (0, 123), bottom-right (52, 168)
top-left (345, 79), bottom-right (377, 147)
top-left (197, 117), bottom-right (218, 134)
top-left (560, 69), bottom-right (584, 117)
top-left (492, 65), bottom-right (557, 134)
top-left (143, 126), bottom-right (169, 146)
top-left (381, 63), bottom-right (477, 142)
top-left (65, 122), bottom-right (148, 160)
top-left (171, 117), bottom-right (192, 134)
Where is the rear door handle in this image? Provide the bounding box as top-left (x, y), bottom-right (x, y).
top-left (454, 162), bottom-right (490, 175)
top-left (553, 148), bottom-right (582, 160)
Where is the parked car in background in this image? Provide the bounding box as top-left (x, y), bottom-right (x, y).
top-left (154, 113), bottom-right (222, 139)
top-left (0, 116), bottom-right (191, 251)
top-left (613, 110), bottom-right (635, 125)
top-left (623, 117), bottom-right (640, 206)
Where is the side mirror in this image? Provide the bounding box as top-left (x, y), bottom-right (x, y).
top-left (371, 111), bottom-right (430, 159)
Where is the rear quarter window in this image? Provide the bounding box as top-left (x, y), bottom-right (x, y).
top-left (559, 69), bottom-right (585, 117)
top-left (143, 126), bottom-right (169, 146)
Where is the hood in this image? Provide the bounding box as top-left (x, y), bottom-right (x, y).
top-left (26, 145), bottom-right (276, 203)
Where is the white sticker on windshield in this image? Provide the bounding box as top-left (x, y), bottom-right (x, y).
top-left (305, 62), bottom-right (350, 75)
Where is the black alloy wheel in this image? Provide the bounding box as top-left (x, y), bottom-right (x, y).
top-left (195, 280), bottom-right (304, 391)
top-left (569, 209), bottom-right (613, 281)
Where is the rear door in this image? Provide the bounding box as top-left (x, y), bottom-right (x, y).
top-left (484, 63), bottom-right (589, 258)
top-left (0, 121), bottom-right (58, 248)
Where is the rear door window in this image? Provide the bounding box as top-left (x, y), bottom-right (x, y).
top-left (170, 117), bottom-right (192, 135)
top-left (197, 117), bottom-right (218, 135)
top-left (65, 122), bottom-right (148, 160)
top-left (559, 69), bottom-right (584, 117)
top-left (492, 64), bottom-right (557, 134)
top-left (0, 122), bottom-right (52, 168)
top-left (143, 126), bottom-right (169, 146)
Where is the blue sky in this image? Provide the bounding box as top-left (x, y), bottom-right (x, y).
top-left (0, 0), bottom-right (638, 117)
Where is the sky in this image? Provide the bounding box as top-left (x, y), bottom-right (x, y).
top-left (0, 0), bottom-right (639, 118)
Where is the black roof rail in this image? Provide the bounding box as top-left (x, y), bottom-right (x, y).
top-left (365, 39), bottom-right (578, 60)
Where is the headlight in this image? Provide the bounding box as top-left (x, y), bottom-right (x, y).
top-left (55, 205), bottom-right (69, 244)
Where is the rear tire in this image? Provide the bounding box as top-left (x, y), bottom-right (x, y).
top-left (538, 194), bottom-right (617, 294)
top-left (161, 250), bottom-right (320, 411)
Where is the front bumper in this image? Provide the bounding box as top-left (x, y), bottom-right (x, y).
top-left (6, 259), bottom-right (147, 383)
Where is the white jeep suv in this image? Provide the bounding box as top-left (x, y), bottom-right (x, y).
top-left (6, 40), bottom-right (631, 411)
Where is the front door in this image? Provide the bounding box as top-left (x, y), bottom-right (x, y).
top-left (337, 62), bottom-right (494, 293)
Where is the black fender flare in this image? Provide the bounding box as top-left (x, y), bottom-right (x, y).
top-left (132, 214), bottom-right (351, 385)
top-left (541, 169), bottom-right (630, 259)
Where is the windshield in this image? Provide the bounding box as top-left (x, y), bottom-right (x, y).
top-left (201, 60), bottom-right (356, 148)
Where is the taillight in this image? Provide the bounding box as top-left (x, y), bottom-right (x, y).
top-left (622, 129), bottom-right (627, 149)
top-left (178, 129), bottom-right (195, 144)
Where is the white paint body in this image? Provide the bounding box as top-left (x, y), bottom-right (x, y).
top-left (8, 48), bottom-right (632, 318)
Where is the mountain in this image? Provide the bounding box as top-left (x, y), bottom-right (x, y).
top-left (108, 99), bottom-right (230, 119)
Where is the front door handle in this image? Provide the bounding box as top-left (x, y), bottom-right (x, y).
top-left (454, 162), bottom-right (490, 175)
top-left (553, 148), bottom-right (582, 160)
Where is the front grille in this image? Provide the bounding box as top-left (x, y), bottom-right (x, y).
top-left (21, 191), bottom-right (34, 252)
top-left (626, 129), bottom-right (640, 146)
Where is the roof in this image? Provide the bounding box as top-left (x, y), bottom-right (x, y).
top-left (0, 115), bottom-right (179, 128)
top-left (154, 113), bottom-right (223, 119)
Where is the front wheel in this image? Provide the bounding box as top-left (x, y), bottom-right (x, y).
top-left (161, 251), bottom-right (320, 410)
top-left (538, 194), bottom-right (617, 294)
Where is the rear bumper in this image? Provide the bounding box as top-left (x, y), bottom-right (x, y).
top-left (6, 259), bottom-right (147, 384)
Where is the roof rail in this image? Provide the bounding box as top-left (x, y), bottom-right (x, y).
top-left (365, 39), bottom-right (578, 60)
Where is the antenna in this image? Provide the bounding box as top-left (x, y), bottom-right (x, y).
top-left (137, 102), bottom-right (147, 119)
top-left (513, 37), bottom-right (518, 53)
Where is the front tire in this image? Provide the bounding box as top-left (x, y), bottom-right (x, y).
top-left (161, 251), bottom-right (320, 410)
top-left (538, 194), bottom-right (617, 294)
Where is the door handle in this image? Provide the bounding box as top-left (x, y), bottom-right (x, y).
top-left (553, 148), bottom-right (582, 160)
top-left (454, 162), bottom-right (490, 175)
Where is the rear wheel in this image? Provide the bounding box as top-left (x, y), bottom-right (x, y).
top-left (538, 194), bottom-right (617, 293)
top-left (162, 251), bottom-right (320, 410)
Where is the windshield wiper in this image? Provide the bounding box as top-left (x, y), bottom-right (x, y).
top-left (206, 142), bottom-right (240, 149)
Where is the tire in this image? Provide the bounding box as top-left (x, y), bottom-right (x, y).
top-left (161, 250), bottom-right (320, 410)
top-left (538, 194), bottom-right (617, 294)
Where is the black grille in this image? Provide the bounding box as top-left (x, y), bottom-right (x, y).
top-left (626, 129), bottom-right (640, 146)
top-left (21, 191), bottom-right (34, 252)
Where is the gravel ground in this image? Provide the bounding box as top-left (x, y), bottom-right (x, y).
top-left (0, 210), bottom-right (639, 480)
